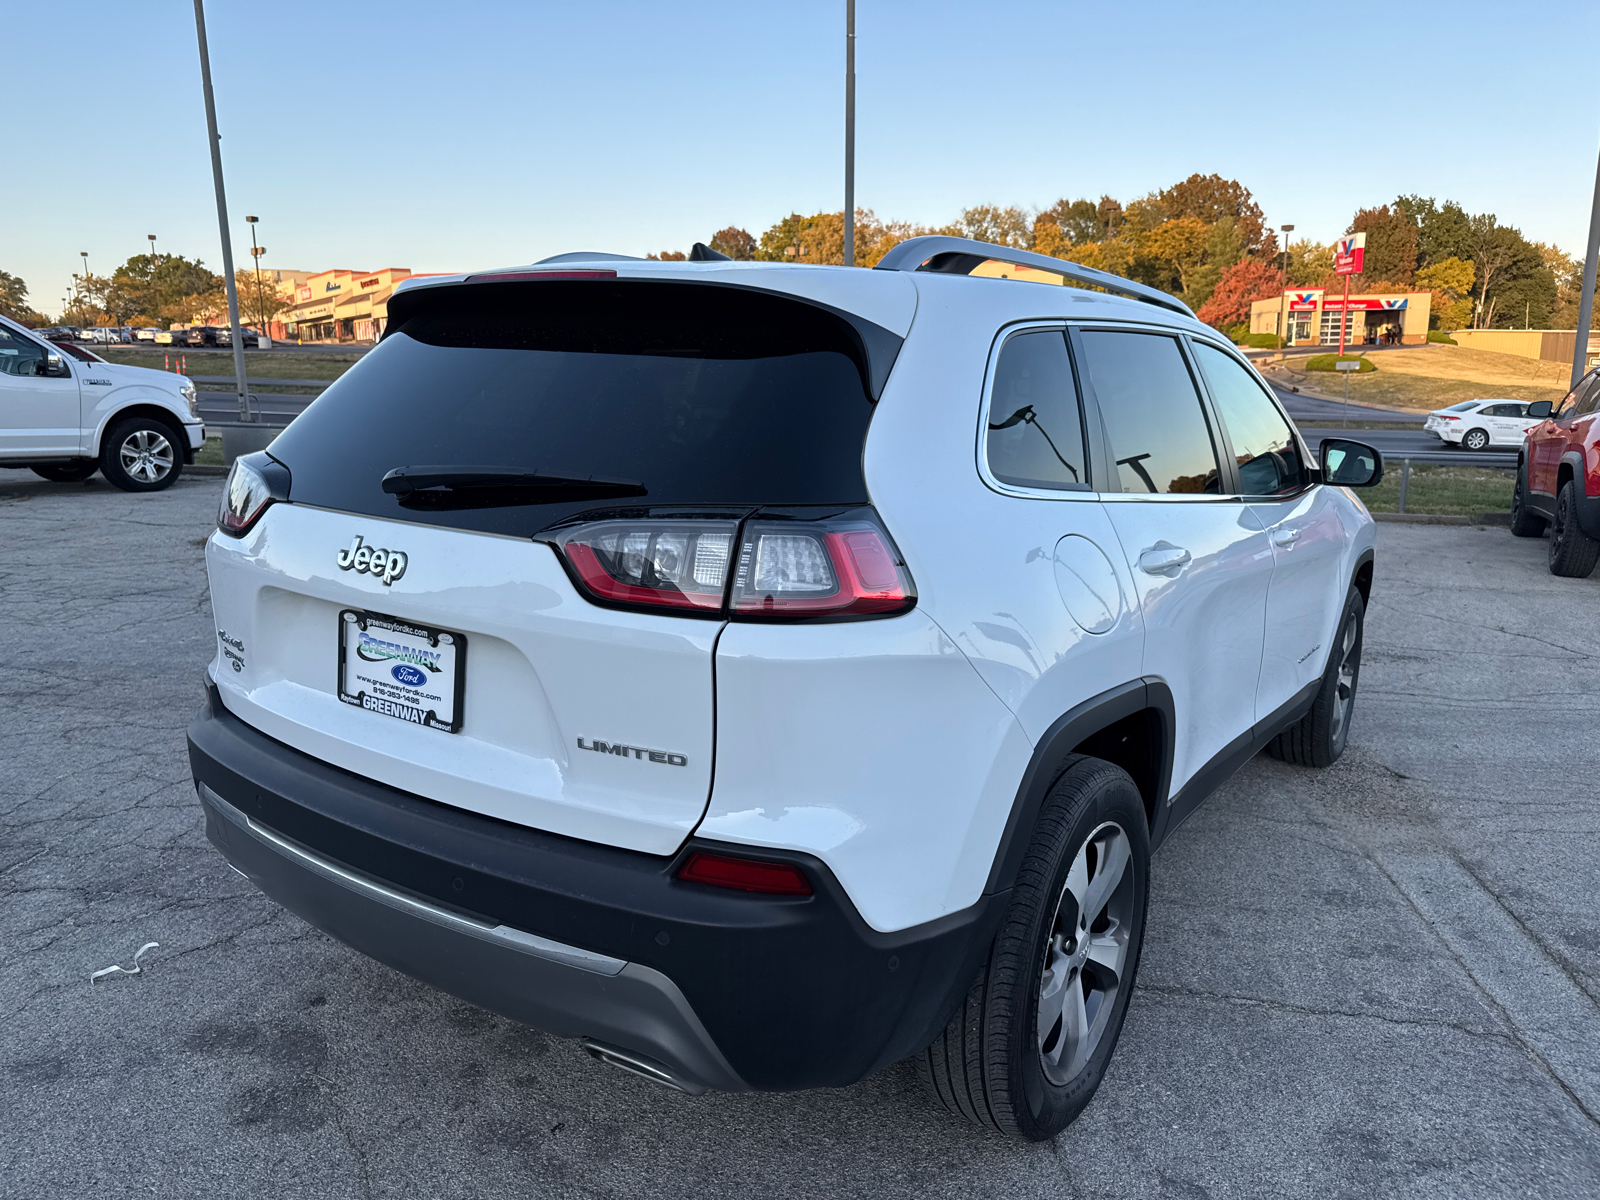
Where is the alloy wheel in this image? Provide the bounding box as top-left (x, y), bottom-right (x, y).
top-left (119, 429), bottom-right (174, 484)
top-left (1329, 609), bottom-right (1360, 747)
top-left (1037, 821), bottom-right (1133, 1086)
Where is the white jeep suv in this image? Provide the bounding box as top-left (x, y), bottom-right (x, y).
top-left (189, 238), bottom-right (1381, 1141)
top-left (0, 315), bottom-right (203, 489)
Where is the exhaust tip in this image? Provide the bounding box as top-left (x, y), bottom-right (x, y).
top-left (581, 1039), bottom-right (696, 1093)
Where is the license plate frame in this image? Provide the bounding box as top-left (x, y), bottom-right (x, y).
top-left (337, 609), bottom-right (467, 734)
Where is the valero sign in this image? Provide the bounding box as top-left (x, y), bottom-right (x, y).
top-left (1334, 232), bottom-right (1366, 276)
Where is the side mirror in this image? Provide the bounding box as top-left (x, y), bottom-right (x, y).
top-left (1321, 438), bottom-right (1382, 488)
top-left (1526, 400), bottom-right (1553, 419)
top-left (40, 354), bottom-right (71, 378)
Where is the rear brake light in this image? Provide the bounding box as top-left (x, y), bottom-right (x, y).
top-left (217, 453), bottom-right (289, 537)
top-left (545, 507), bottom-right (915, 620)
top-left (551, 519), bottom-right (737, 612)
top-left (677, 851), bottom-right (813, 896)
top-left (729, 520), bottom-right (914, 617)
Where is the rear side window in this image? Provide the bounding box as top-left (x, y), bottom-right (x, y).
top-left (1077, 330), bottom-right (1220, 495)
top-left (1192, 342), bottom-right (1308, 496)
top-left (267, 282), bottom-right (898, 537)
top-left (985, 329), bottom-right (1089, 491)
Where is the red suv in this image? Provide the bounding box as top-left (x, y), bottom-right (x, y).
top-left (1512, 367), bottom-right (1600, 577)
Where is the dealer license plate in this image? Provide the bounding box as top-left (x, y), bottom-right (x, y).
top-left (338, 610), bottom-right (466, 733)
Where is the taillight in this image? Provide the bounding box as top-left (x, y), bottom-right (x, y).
top-left (550, 519), bottom-right (738, 612)
top-left (544, 507), bottom-right (915, 620)
top-left (729, 519), bottom-right (913, 617)
top-left (217, 452), bottom-right (289, 537)
top-left (677, 851), bottom-right (813, 896)
top-left (1443, 415), bottom-right (1460, 421)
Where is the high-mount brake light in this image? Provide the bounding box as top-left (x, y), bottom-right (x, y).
top-left (464, 270), bottom-right (617, 282)
top-left (217, 455), bottom-right (285, 537)
top-left (677, 851), bottom-right (813, 896)
top-left (546, 508), bottom-right (915, 620)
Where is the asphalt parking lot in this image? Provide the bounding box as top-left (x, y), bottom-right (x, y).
top-left (3, 474), bottom-right (1598, 1198)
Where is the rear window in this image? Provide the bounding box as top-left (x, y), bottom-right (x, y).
top-left (267, 281), bottom-right (899, 537)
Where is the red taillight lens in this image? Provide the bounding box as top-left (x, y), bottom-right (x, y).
top-left (552, 519), bottom-right (737, 613)
top-left (217, 455), bottom-right (284, 537)
top-left (677, 851), bottom-right (813, 896)
top-left (1443, 415), bottom-right (1460, 421)
top-left (730, 522), bottom-right (914, 618)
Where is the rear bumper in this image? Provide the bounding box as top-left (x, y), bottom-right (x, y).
top-left (188, 683), bottom-right (1003, 1092)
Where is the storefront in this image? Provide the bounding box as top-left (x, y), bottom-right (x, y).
top-left (280, 268), bottom-right (413, 343)
top-left (1250, 290), bottom-right (1431, 346)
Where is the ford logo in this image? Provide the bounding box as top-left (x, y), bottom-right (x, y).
top-left (391, 663), bottom-right (427, 687)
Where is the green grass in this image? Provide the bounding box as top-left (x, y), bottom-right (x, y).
top-left (1235, 332), bottom-right (1281, 349)
top-left (97, 347), bottom-right (365, 381)
top-left (1305, 353), bottom-right (1376, 373)
top-left (1362, 464), bottom-right (1513, 515)
top-left (194, 437), bottom-right (225, 466)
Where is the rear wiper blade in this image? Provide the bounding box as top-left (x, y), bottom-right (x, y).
top-left (381, 466), bottom-right (646, 509)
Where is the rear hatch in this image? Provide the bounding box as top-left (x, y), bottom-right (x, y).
top-left (206, 274), bottom-right (909, 854)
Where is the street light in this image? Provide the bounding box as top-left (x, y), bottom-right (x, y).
top-left (1276, 223), bottom-right (1295, 358)
top-left (147, 234), bottom-right (160, 325)
top-left (245, 215), bottom-right (265, 337)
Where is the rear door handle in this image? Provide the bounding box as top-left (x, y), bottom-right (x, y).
top-left (1137, 544), bottom-right (1191, 576)
top-left (1271, 527), bottom-right (1301, 548)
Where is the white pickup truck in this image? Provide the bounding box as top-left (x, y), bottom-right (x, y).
top-left (0, 314), bottom-right (204, 490)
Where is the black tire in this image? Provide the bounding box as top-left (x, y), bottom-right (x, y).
top-left (1461, 428), bottom-right (1490, 452)
top-left (1509, 461), bottom-right (1547, 538)
top-left (31, 460), bottom-right (98, 483)
top-left (917, 756), bottom-right (1149, 1141)
top-left (99, 415), bottom-right (184, 492)
top-left (1548, 480), bottom-right (1600, 579)
top-left (1265, 589), bottom-right (1364, 768)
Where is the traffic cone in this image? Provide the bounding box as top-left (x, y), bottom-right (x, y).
top-left (164, 353), bottom-right (169, 371)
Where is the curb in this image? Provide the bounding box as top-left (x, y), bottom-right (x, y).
top-left (1372, 512), bottom-right (1511, 527)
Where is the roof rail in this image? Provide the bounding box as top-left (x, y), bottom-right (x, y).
top-left (872, 235), bottom-right (1194, 319)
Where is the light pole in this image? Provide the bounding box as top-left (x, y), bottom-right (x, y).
top-left (192, 0), bottom-right (252, 422)
top-left (843, 0), bottom-right (855, 268)
top-left (245, 215), bottom-right (266, 336)
top-left (147, 234), bottom-right (160, 326)
top-left (1571, 136), bottom-right (1600, 388)
top-left (1276, 223), bottom-right (1294, 358)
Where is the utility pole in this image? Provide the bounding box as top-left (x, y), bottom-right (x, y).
top-left (843, 0), bottom-right (856, 268)
top-left (1275, 223), bottom-right (1294, 358)
top-left (147, 234), bottom-right (160, 325)
top-left (246, 215), bottom-right (265, 336)
top-left (1571, 135), bottom-right (1600, 388)
top-left (193, 0), bottom-right (251, 421)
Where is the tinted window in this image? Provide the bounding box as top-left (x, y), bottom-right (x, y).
top-left (0, 325), bottom-right (46, 377)
top-left (268, 282), bottom-right (897, 537)
top-left (1444, 400), bottom-right (1481, 412)
top-left (985, 329), bottom-right (1088, 491)
top-left (1577, 382), bottom-right (1600, 417)
top-left (1077, 330), bottom-right (1219, 495)
top-left (1486, 403), bottom-right (1524, 417)
top-left (1192, 342), bottom-right (1307, 496)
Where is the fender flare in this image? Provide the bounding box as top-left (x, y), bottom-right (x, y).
top-left (982, 678), bottom-right (1175, 895)
top-left (92, 394), bottom-right (194, 459)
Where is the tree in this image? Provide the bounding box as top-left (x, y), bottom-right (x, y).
top-left (1286, 239), bottom-right (1334, 286)
top-left (1348, 205), bottom-right (1418, 287)
top-left (1194, 261), bottom-right (1286, 330)
top-left (236, 268), bottom-right (291, 331)
top-left (957, 204), bottom-right (1032, 248)
top-left (1395, 196), bottom-right (1473, 268)
top-left (0, 269), bottom-right (46, 324)
top-left (1157, 174), bottom-right (1268, 255)
top-left (1182, 217), bottom-right (1244, 313)
top-left (1141, 216), bottom-right (1211, 297)
top-left (708, 227), bottom-right (756, 260)
top-left (1035, 197), bottom-right (1121, 248)
top-left (646, 250), bottom-right (687, 261)
top-left (1415, 257), bottom-right (1475, 330)
top-left (104, 253), bottom-right (220, 326)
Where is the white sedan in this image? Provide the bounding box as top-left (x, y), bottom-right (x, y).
top-left (1424, 399), bottom-right (1541, 451)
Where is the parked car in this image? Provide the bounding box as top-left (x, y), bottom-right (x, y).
top-left (134, 327), bottom-right (161, 342)
top-left (1425, 398), bottom-right (1541, 450)
top-left (0, 314), bottom-right (203, 490)
top-left (216, 325), bottom-right (260, 349)
top-left (85, 326), bottom-right (133, 345)
top-left (189, 238), bottom-right (1382, 1141)
top-left (156, 328), bottom-right (187, 346)
top-left (1511, 367), bottom-right (1600, 577)
top-left (189, 325), bottom-right (220, 347)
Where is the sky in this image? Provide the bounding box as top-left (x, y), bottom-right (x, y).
top-left (6, 0), bottom-right (1600, 318)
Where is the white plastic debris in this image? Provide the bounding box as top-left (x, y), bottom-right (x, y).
top-left (90, 941), bottom-right (160, 985)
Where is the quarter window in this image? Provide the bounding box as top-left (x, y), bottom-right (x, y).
top-left (1077, 330), bottom-right (1219, 495)
top-left (985, 329), bottom-right (1089, 491)
top-left (1192, 341), bottom-right (1308, 496)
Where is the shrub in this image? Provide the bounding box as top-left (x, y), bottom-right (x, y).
top-left (1239, 332), bottom-right (1281, 349)
top-left (1305, 353), bottom-right (1375, 372)
top-left (1428, 330), bottom-right (1458, 345)
top-left (1222, 323), bottom-right (1249, 342)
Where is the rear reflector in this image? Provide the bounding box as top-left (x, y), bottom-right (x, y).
top-left (677, 851), bottom-right (813, 896)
